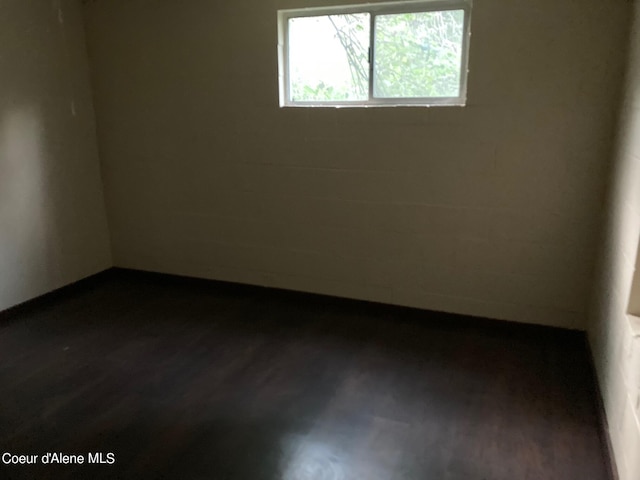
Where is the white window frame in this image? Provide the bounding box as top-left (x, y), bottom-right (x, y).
top-left (277, 0), bottom-right (472, 108)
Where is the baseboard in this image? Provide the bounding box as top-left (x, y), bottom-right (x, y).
top-left (108, 266), bottom-right (580, 338)
top-left (2, 266), bottom-right (583, 343)
top-left (0, 268), bottom-right (116, 323)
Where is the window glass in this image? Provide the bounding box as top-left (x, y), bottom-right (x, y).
top-left (373, 10), bottom-right (465, 98)
top-left (288, 14), bottom-right (370, 102)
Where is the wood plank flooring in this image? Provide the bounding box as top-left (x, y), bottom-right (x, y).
top-left (0, 269), bottom-right (610, 479)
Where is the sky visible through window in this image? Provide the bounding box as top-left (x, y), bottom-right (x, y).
top-left (289, 14), bottom-right (370, 102)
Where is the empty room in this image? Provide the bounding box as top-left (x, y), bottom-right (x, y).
top-left (1, 0), bottom-right (640, 478)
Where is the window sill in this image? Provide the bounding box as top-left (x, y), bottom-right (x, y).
top-left (280, 102), bottom-right (467, 108)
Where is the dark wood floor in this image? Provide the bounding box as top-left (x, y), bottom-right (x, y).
top-left (0, 269), bottom-right (609, 480)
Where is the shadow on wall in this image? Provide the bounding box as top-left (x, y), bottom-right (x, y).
top-left (0, 0), bottom-right (110, 311)
top-left (0, 2), bottom-right (63, 307)
top-left (0, 105), bottom-right (59, 305)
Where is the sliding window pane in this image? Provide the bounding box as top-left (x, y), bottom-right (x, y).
top-left (289, 14), bottom-right (370, 102)
top-left (373, 10), bottom-right (465, 98)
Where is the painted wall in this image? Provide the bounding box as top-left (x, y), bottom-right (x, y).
top-left (588, 1), bottom-right (640, 479)
top-left (0, 0), bottom-right (111, 312)
top-left (83, 0), bottom-right (630, 329)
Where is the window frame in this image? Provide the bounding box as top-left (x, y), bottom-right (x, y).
top-left (277, 0), bottom-right (472, 108)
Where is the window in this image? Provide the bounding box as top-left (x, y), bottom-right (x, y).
top-left (277, 0), bottom-right (472, 107)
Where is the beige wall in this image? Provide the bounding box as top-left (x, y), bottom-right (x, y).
top-left (83, 0), bottom-right (630, 329)
top-left (0, 0), bottom-right (111, 312)
top-left (588, 2), bottom-right (640, 479)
